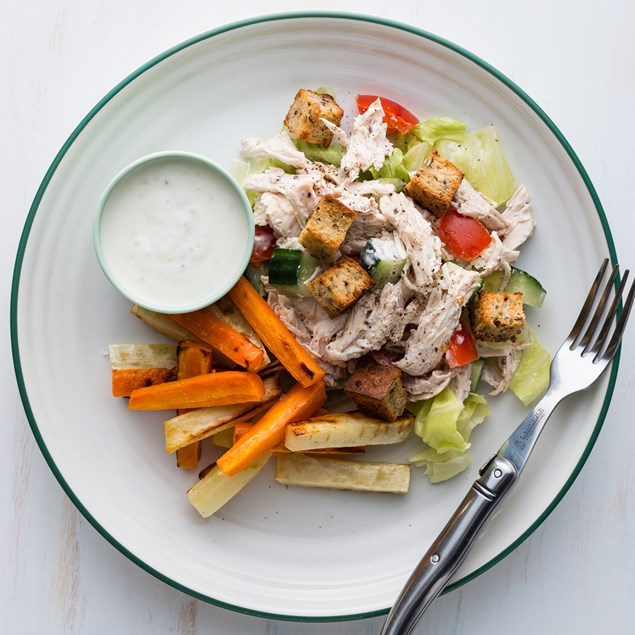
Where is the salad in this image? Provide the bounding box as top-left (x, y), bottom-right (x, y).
top-left (237, 88), bottom-right (549, 483)
top-left (110, 88), bottom-right (550, 518)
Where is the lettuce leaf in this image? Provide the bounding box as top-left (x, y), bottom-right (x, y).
top-left (232, 158), bottom-right (295, 207)
top-left (399, 117), bottom-right (467, 172)
top-left (231, 159), bottom-right (251, 183)
top-left (457, 392), bottom-right (491, 440)
top-left (395, 116), bottom-right (467, 152)
top-left (509, 331), bottom-right (551, 405)
top-left (410, 448), bottom-right (472, 483)
top-left (412, 116), bottom-right (468, 145)
top-left (410, 388), bottom-right (491, 483)
top-left (393, 131), bottom-right (421, 153)
top-left (377, 177), bottom-right (406, 192)
top-left (293, 139), bottom-right (345, 166)
top-left (234, 156), bottom-right (296, 180)
top-left (412, 386), bottom-right (470, 454)
top-left (366, 148), bottom-right (411, 184)
top-left (380, 148), bottom-right (411, 181)
top-left (435, 125), bottom-right (516, 205)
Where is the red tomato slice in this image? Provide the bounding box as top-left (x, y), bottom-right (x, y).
top-left (249, 225), bottom-right (276, 265)
top-left (446, 322), bottom-right (479, 368)
top-left (356, 94), bottom-right (419, 135)
top-left (439, 207), bottom-right (493, 261)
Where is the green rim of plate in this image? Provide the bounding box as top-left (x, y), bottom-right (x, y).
top-left (10, 11), bottom-right (620, 623)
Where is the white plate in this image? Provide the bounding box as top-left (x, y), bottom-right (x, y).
top-left (11, 14), bottom-right (618, 620)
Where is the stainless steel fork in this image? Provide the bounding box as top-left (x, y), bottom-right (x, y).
top-left (381, 259), bottom-right (635, 635)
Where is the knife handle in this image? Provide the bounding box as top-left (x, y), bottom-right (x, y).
top-left (380, 456), bottom-right (517, 635)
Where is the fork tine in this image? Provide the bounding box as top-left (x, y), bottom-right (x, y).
top-left (601, 272), bottom-right (635, 361)
top-left (589, 270), bottom-right (629, 355)
top-left (578, 264), bottom-right (619, 349)
top-left (568, 258), bottom-right (609, 343)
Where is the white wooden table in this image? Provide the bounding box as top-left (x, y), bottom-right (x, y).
top-left (3, 1), bottom-right (634, 633)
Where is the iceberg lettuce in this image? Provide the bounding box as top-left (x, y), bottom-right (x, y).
top-left (376, 177), bottom-right (406, 192)
top-left (435, 125), bottom-right (516, 205)
top-left (293, 139), bottom-right (345, 166)
top-left (412, 116), bottom-right (468, 146)
top-left (399, 117), bottom-right (467, 172)
top-left (231, 159), bottom-right (250, 183)
top-left (365, 147), bottom-right (411, 184)
top-left (378, 148), bottom-right (411, 182)
top-left (457, 392), bottom-right (491, 440)
top-left (410, 387), bottom-right (491, 483)
top-left (410, 448), bottom-right (473, 484)
top-left (254, 157), bottom-right (296, 174)
top-left (233, 158), bottom-right (295, 207)
top-left (413, 386), bottom-right (469, 454)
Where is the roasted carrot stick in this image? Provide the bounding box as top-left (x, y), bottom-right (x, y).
top-left (232, 421), bottom-right (255, 444)
top-left (177, 340), bottom-right (213, 381)
top-left (232, 421), bottom-right (289, 451)
top-left (175, 341), bottom-right (214, 469)
top-left (228, 277), bottom-right (324, 387)
top-left (128, 371), bottom-right (265, 410)
top-left (171, 309), bottom-right (264, 372)
top-left (216, 380), bottom-right (326, 476)
top-left (112, 368), bottom-right (177, 398)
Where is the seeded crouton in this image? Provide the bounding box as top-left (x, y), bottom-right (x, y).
top-left (344, 360), bottom-right (408, 422)
top-left (299, 195), bottom-right (356, 261)
top-left (403, 150), bottom-right (464, 216)
top-left (284, 89), bottom-right (344, 147)
top-left (306, 256), bottom-right (373, 318)
top-left (471, 291), bottom-right (526, 342)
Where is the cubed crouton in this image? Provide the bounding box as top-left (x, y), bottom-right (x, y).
top-left (299, 195), bottom-right (356, 260)
top-left (403, 150), bottom-right (463, 216)
top-left (306, 256), bottom-right (373, 318)
top-left (344, 360), bottom-right (408, 422)
top-left (284, 89), bottom-right (344, 147)
top-left (471, 291), bottom-right (526, 342)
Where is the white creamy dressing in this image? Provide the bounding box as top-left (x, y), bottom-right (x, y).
top-left (99, 156), bottom-right (250, 311)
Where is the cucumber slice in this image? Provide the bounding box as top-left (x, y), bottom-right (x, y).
top-left (469, 359), bottom-right (485, 392)
top-left (372, 259), bottom-right (406, 285)
top-left (509, 331), bottom-right (551, 405)
top-left (482, 267), bottom-right (546, 308)
top-left (505, 268), bottom-right (546, 308)
top-left (467, 277), bottom-right (484, 306)
top-left (359, 237), bottom-right (407, 286)
top-left (268, 248), bottom-right (319, 297)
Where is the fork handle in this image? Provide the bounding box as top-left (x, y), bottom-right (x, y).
top-left (380, 456), bottom-right (517, 635)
